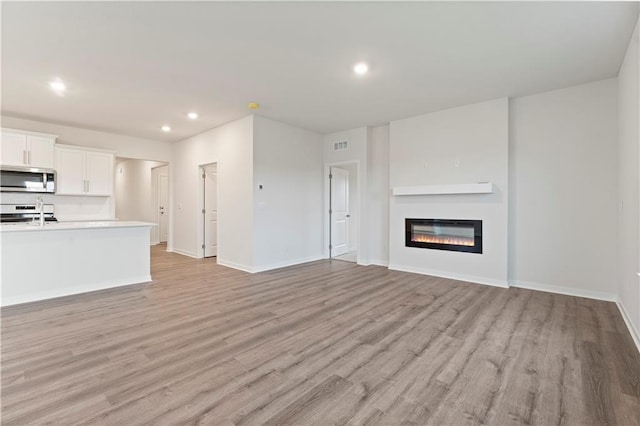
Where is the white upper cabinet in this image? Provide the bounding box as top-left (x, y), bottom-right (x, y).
top-left (84, 151), bottom-right (113, 196)
top-left (1, 128), bottom-right (57, 169)
top-left (1, 132), bottom-right (27, 166)
top-left (55, 145), bottom-right (114, 196)
top-left (55, 147), bottom-right (85, 195)
top-left (27, 135), bottom-right (56, 169)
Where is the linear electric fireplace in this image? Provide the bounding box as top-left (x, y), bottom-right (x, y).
top-left (405, 218), bottom-right (483, 254)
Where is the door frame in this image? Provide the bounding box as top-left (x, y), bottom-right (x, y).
top-left (324, 160), bottom-right (360, 261)
top-left (198, 162), bottom-right (219, 259)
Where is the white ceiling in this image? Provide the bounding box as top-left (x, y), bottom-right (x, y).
top-left (2, 2), bottom-right (638, 142)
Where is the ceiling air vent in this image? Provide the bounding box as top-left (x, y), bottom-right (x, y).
top-left (333, 140), bottom-right (348, 151)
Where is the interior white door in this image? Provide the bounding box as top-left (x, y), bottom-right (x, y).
top-left (330, 167), bottom-right (349, 257)
top-left (158, 174), bottom-right (169, 243)
top-left (204, 165), bottom-right (218, 257)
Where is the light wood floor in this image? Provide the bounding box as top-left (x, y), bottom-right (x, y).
top-left (2, 246), bottom-right (639, 425)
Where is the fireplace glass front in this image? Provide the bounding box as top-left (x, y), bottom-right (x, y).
top-left (405, 218), bottom-right (482, 254)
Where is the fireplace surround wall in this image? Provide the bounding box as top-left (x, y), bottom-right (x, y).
top-left (388, 97), bottom-right (509, 287)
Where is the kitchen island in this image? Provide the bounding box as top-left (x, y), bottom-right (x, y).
top-left (0, 221), bottom-right (155, 306)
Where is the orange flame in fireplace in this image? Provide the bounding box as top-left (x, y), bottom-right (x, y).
top-left (412, 234), bottom-right (475, 247)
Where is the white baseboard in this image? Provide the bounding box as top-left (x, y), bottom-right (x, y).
top-left (1, 275), bottom-right (152, 307)
top-left (510, 280), bottom-right (617, 302)
top-left (167, 248), bottom-right (199, 259)
top-left (216, 258), bottom-right (253, 273)
top-left (217, 255), bottom-right (324, 274)
top-left (616, 298), bottom-right (640, 354)
top-left (368, 259), bottom-right (389, 267)
top-left (387, 263), bottom-right (509, 288)
top-left (251, 255), bottom-right (324, 273)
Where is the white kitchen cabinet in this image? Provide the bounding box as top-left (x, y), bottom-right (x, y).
top-left (55, 147), bottom-right (85, 195)
top-left (1, 128), bottom-right (57, 169)
top-left (55, 145), bottom-right (114, 196)
top-left (84, 152), bottom-right (113, 195)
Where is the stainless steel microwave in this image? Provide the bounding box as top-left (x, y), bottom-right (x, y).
top-left (0, 166), bottom-right (56, 193)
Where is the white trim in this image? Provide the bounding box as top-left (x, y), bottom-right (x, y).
top-left (510, 280), bottom-right (616, 301)
top-left (369, 259), bottom-right (389, 267)
top-left (216, 258), bottom-right (253, 273)
top-left (216, 255), bottom-right (324, 274)
top-left (0, 276), bottom-right (152, 307)
top-left (55, 142), bottom-right (115, 154)
top-left (167, 248), bottom-right (199, 259)
top-left (388, 263), bottom-right (508, 288)
top-left (252, 255), bottom-right (323, 273)
top-left (392, 182), bottom-right (493, 196)
top-left (617, 298), bottom-right (640, 354)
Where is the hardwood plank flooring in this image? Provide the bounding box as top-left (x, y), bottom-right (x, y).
top-left (2, 245), bottom-right (639, 425)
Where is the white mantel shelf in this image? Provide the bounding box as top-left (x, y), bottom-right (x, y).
top-left (392, 182), bottom-right (494, 196)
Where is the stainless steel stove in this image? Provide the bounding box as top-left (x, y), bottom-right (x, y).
top-left (0, 204), bottom-right (57, 223)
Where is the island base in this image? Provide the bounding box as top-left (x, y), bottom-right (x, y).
top-left (1, 225), bottom-right (152, 306)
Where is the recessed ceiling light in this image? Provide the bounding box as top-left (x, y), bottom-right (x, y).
top-left (161, 125), bottom-right (171, 132)
top-left (353, 62), bottom-right (369, 76)
top-left (248, 102), bottom-right (260, 110)
top-left (49, 79), bottom-right (66, 95)
top-left (188, 112), bottom-right (198, 120)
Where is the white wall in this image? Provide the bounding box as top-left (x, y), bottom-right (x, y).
top-left (1, 115), bottom-right (170, 222)
top-left (171, 115), bottom-right (254, 269)
top-left (389, 98), bottom-right (509, 287)
top-left (115, 158), bottom-right (166, 244)
top-left (252, 116), bottom-right (324, 271)
top-left (510, 79), bottom-right (618, 298)
top-left (368, 125), bottom-right (390, 266)
top-left (323, 127), bottom-right (369, 263)
top-left (617, 16), bottom-right (640, 340)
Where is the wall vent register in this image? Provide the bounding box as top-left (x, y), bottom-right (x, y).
top-left (405, 218), bottom-right (482, 254)
top-left (333, 140), bottom-right (348, 151)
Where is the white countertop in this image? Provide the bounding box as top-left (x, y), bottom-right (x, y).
top-left (0, 221), bottom-right (156, 233)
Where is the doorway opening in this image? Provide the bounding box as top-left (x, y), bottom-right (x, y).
top-left (115, 157), bottom-right (169, 246)
top-left (326, 162), bottom-right (359, 263)
top-left (201, 163), bottom-right (218, 258)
